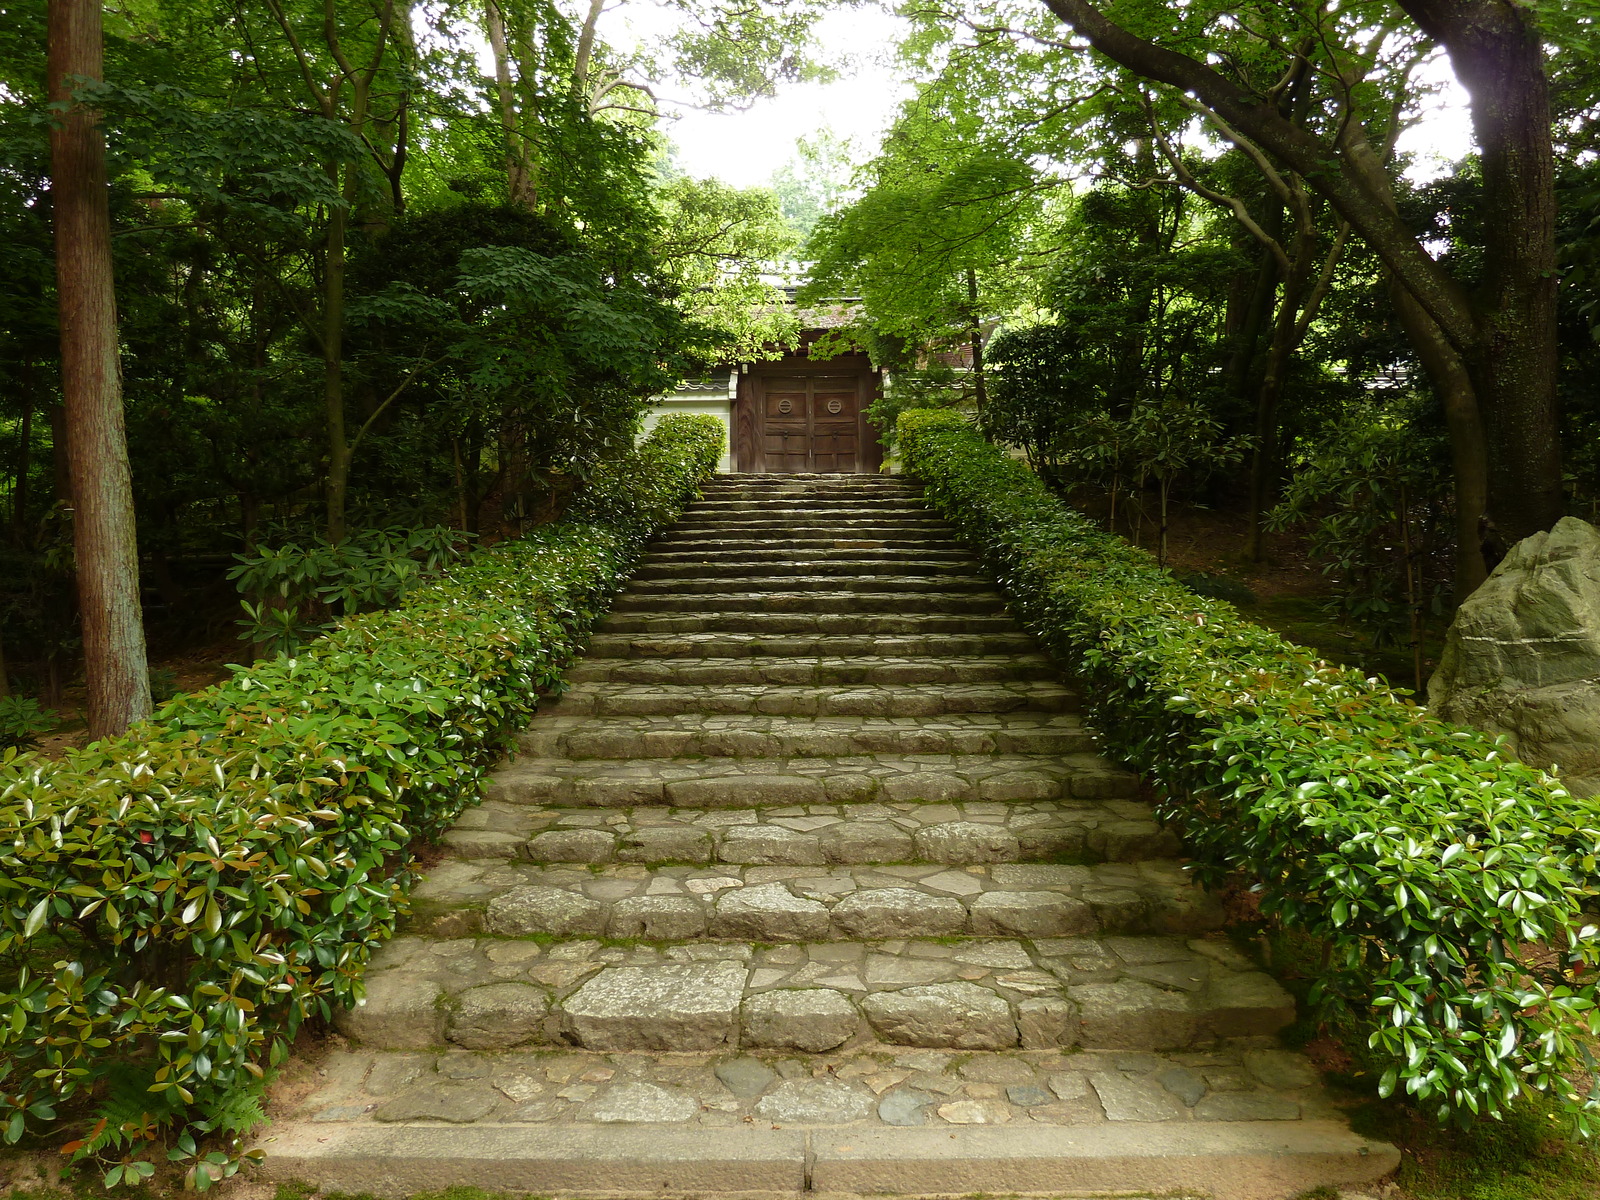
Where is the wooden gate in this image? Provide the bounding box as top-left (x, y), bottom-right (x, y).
top-left (729, 348), bottom-right (883, 474)
top-left (757, 374), bottom-right (864, 473)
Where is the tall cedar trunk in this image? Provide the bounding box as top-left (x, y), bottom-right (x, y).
top-left (965, 267), bottom-right (987, 414)
top-left (1239, 201), bottom-right (1286, 560)
top-left (0, 620), bottom-right (9, 697)
top-left (1041, 0), bottom-right (1563, 549)
top-left (48, 0), bottom-right (151, 738)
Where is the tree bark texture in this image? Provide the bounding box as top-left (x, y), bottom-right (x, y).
top-left (1039, 0), bottom-right (1563, 545)
top-left (48, 0), bottom-right (152, 737)
top-left (1395, 0), bottom-right (1563, 542)
top-left (485, 0), bottom-right (537, 208)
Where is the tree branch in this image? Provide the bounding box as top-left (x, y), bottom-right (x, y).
top-left (1293, 220), bottom-right (1351, 344)
top-left (1141, 95), bottom-right (1291, 275)
top-left (348, 352), bottom-right (448, 460)
top-left (1037, 0), bottom-right (1480, 354)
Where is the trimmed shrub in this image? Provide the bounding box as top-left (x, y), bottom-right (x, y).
top-left (0, 415), bottom-right (723, 1180)
top-left (898, 407), bottom-right (1600, 1131)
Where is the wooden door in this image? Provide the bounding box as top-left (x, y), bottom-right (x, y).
top-left (760, 376), bottom-right (861, 473)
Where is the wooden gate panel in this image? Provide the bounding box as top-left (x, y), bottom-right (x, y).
top-left (762, 380), bottom-right (811, 473)
top-left (810, 379), bottom-right (860, 474)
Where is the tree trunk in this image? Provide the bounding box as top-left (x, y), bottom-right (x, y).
top-left (386, 5), bottom-right (413, 216)
top-left (1221, 240), bottom-right (1279, 421)
top-left (573, 0), bottom-right (605, 92)
top-left (1397, 0), bottom-right (1563, 542)
top-left (323, 198), bottom-right (349, 543)
top-left (1243, 307), bottom-right (1296, 561)
top-left (965, 267), bottom-right (987, 415)
top-left (485, 0), bottom-right (536, 208)
top-left (465, 418), bottom-right (485, 535)
top-left (48, 0), bottom-right (151, 738)
top-left (1388, 281), bottom-right (1490, 595)
top-left (1107, 141), bottom-right (1163, 417)
top-left (1040, 0), bottom-right (1562, 542)
top-left (11, 360), bottom-right (34, 547)
top-left (1244, 223), bottom-right (1315, 562)
top-left (239, 491), bottom-right (260, 549)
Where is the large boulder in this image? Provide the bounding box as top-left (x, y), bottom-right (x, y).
top-left (1428, 517), bottom-right (1600, 794)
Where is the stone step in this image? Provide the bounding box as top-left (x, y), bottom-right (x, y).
top-left (583, 632), bottom-right (1039, 659)
top-left (680, 508), bottom-right (937, 524)
top-left (633, 556), bottom-right (977, 579)
top-left (515, 713), bottom-right (1096, 760)
top-left (668, 517), bottom-right (949, 533)
top-left (650, 534), bottom-right (967, 554)
top-left (610, 591), bottom-right (1005, 616)
top-left (337, 930), bottom-right (1284, 1055)
top-left (406, 859), bottom-right (1224, 944)
top-left (644, 544), bottom-right (970, 561)
top-left (597, 611), bottom-right (1020, 635)
top-left (702, 472), bottom-right (916, 482)
top-left (707, 473), bottom-right (921, 486)
top-left (692, 493), bottom-right (924, 507)
top-left (690, 490), bottom-right (926, 502)
top-left (445, 794), bottom-right (1177, 865)
top-left (565, 653), bottom-right (1057, 684)
top-left (623, 574), bottom-right (996, 595)
top-left (484, 752), bottom-right (1138, 809)
top-left (546, 682), bottom-right (1079, 719)
top-left (258, 482), bottom-right (1400, 1200)
top-left (690, 498), bottom-right (930, 512)
top-left (699, 483), bottom-right (919, 494)
top-left (262, 1117), bottom-right (1397, 1200)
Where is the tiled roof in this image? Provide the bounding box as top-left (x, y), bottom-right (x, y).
top-left (793, 303), bottom-right (861, 329)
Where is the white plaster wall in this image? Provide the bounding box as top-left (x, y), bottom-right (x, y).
top-left (641, 395), bottom-right (733, 473)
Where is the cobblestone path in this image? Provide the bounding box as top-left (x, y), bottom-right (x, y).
top-left (261, 473), bottom-right (1397, 1199)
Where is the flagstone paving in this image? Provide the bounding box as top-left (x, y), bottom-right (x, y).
top-left (258, 472), bottom-right (1397, 1200)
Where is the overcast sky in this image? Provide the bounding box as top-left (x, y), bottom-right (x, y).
top-left (643, 8), bottom-right (1477, 191)
top-left (655, 6), bottom-right (913, 188)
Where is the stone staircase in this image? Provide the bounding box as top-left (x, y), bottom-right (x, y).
top-left (258, 474), bottom-right (1398, 1199)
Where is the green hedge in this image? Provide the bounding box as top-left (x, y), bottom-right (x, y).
top-left (898, 408), bottom-right (1600, 1131)
top-left (0, 415), bottom-right (723, 1180)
